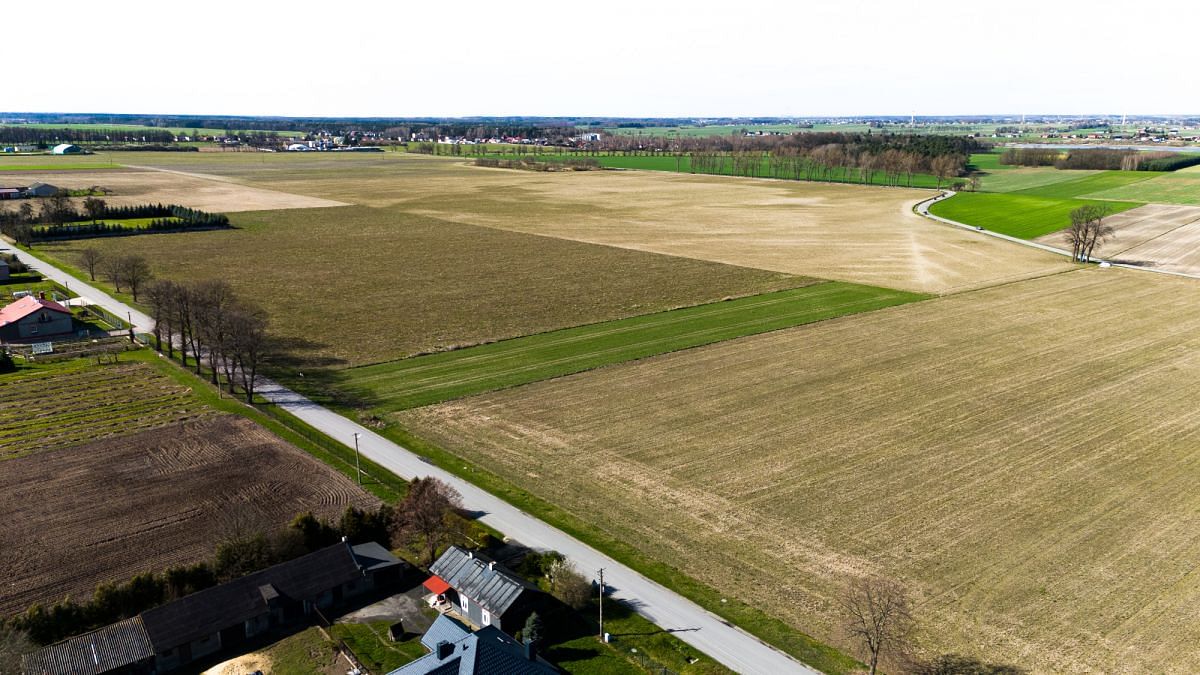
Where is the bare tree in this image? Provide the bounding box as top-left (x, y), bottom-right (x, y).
top-left (841, 576), bottom-right (915, 675)
top-left (82, 196), bottom-right (107, 224)
top-left (1064, 204), bottom-right (1114, 262)
top-left (78, 247), bottom-right (102, 281)
top-left (101, 255), bottom-right (126, 292)
top-left (391, 477), bottom-right (464, 565)
top-left (122, 255), bottom-right (153, 302)
top-left (193, 280), bottom-right (237, 387)
top-left (227, 301), bottom-right (268, 402)
top-left (145, 279), bottom-right (176, 355)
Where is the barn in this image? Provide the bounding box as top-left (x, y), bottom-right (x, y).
top-left (52, 143), bottom-right (83, 155)
top-left (0, 295), bottom-right (75, 342)
top-left (26, 182), bottom-right (61, 197)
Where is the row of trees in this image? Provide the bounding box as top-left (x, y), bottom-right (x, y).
top-left (144, 279), bottom-right (269, 403)
top-left (686, 146), bottom-right (966, 187)
top-left (1002, 147), bottom-right (1200, 172)
top-left (1, 199), bottom-right (230, 243)
top-left (474, 156), bottom-right (601, 171)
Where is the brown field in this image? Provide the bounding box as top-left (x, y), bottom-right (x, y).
top-left (42, 154), bottom-right (1071, 295)
top-left (0, 415), bottom-right (377, 616)
top-left (37, 206), bottom-right (810, 369)
top-left (0, 167), bottom-right (345, 212)
top-left (1035, 203), bottom-right (1200, 276)
top-left (398, 268), bottom-right (1200, 673)
top-left (396, 165), bottom-right (1072, 295)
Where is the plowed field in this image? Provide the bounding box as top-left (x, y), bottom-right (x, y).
top-left (0, 416), bottom-right (377, 616)
top-left (399, 268), bottom-right (1200, 673)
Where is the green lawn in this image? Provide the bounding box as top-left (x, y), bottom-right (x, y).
top-left (1081, 171), bottom-right (1200, 205)
top-left (978, 168), bottom-right (1099, 193)
top-left (339, 283), bottom-right (926, 412)
top-left (929, 192), bottom-right (1142, 239)
top-left (968, 152), bottom-right (1007, 172)
top-left (1013, 170), bottom-right (1163, 199)
top-left (330, 622), bottom-right (427, 672)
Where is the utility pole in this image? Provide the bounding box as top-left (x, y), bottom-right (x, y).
top-left (352, 432), bottom-right (362, 485)
top-left (598, 568), bottom-right (605, 640)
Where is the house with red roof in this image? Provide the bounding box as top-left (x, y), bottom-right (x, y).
top-left (0, 294), bottom-right (75, 342)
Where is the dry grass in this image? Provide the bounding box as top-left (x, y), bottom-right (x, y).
top-left (37, 205), bottom-right (809, 369)
top-left (49, 153), bottom-right (1072, 295)
top-left (387, 164), bottom-right (1073, 295)
top-left (0, 415), bottom-right (377, 616)
top-left (0, 167), bottom-right (344, 212)
top-left (398, 268), bottom-right (1200, 673)
top-left (1035, 203), bottom-right (1200, 276)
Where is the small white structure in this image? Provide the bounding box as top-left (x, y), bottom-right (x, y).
top-left (51, 143), bottom-right (83, 155)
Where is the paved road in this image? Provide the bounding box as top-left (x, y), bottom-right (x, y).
top-left (2, 241), bottom-right (819, 675)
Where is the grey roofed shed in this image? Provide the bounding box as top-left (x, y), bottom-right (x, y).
top-left (429, 547), bottom-right (537, 617)
top-left (22, 616), bottom-right (154, 675)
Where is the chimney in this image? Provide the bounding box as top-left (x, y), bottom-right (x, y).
top-left (38, 291), bottom-right (46, 300)
top-left (436, 641), bottom-right (454, 659)
top-left (488, 561), bottom-right (496, 571)
top-left (467, 551), bottom-right (473, 560)
top-left (523, 639), bottom-right (537, 661)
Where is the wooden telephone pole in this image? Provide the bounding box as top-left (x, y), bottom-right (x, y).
top-left (598, 568), bottom-right (605, 640)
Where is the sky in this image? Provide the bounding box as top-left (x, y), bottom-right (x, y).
top-left (8, 0), bottom-right (1198, 118)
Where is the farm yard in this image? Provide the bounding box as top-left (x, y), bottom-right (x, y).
top-left (398, 268), bottom-right (1200, 673)
top-left (0, 358), bottom-right (213, 460)
top-left (0, 414), bottom-right (377, 617)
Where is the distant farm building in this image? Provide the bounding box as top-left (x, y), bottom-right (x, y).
top-left (26, 182), bottom-right (60, 197)
top-left (51, 143), bottom-right (83, 154)
top-left (0, 258), bottom-right (8, 281)
top-left (0, 186), bottom-right (24, 200)
top-left (0, 295), bottom-right (74, 341)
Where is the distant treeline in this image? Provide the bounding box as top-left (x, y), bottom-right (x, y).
top-left (1001, 147), bottom-right (1200, 171)
top-left (474, 156), bottom-right (601, 171)
top-left (0, 127), bottom-right (175, 145)
top-left (569, 131), bottom-right (984, 157)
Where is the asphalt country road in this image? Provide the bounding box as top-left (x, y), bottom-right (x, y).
top-left (1, 241), bottom-right (820, 675)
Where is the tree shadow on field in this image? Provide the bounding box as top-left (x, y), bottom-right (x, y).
top-left (266, 334), bottom-right (378, 410)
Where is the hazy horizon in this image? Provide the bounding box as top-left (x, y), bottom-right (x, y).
top-left (9, 0), bottom-right (1200, 118)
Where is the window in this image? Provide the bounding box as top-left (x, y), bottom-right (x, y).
top-left (481, 609), bottom-right (491, 626)
top-left (460, 594), bottom-right (469, 612)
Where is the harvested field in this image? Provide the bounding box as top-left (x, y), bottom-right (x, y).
top-left (0, 360), bottom-right (213, 460)
top-left (88, 153), bottom-right (1073, 295)
top-left (399, 268), bottom-right (1200, 673)
top-left (1035, 203), bottom-right (1200, 275)
top-left (393, 164), bottom-right (1072, 294)
top-left (0, 167), bottom-right (345, 212)
top-left (38, 205), bottom-right (810, 369)
top-left (0, 415), bottom-right (377, 617)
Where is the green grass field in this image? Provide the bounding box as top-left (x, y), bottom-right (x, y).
top-left (1013, 170), bottom-right (1163, 199)
top-left (978, 168), bottom-right (1099, 193)
top-left (929, 192), bottom-right (1142, 239)
top-left (339, 283), bottom-right (925, 412)
top-left (1080, 171), bottom-right (1200, 205)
